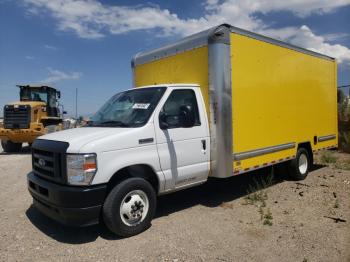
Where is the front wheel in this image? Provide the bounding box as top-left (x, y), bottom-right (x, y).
top-left (288, 148), bottom-right (312, 180)
top-left (103, 178), bottom-right (156, 237)
top-left (1, 140), bottom-right (22, 153)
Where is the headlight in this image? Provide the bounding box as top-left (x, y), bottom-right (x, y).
top-left (67, 154), bottom-right (97, 185)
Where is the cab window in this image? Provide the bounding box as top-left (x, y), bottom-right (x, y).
top-left (160, 89), bottom-right (201, 129)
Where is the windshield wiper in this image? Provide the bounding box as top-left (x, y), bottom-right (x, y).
top-left (97, 120), bottom-right (130, 127)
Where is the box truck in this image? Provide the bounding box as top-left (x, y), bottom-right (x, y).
top-left (27, 24), bottom-right (337, 237)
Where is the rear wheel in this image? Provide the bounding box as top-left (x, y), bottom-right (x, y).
top-left (1, 140), bottom-right (22, 153)
top-left (103, 177), bottom-right (156, 237)
top-left (288, 148), bottom-right (311, 180)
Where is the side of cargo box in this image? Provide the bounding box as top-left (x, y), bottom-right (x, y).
top-left (230, 32), bottom-right (338, 175)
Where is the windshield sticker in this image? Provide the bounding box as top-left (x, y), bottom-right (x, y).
top-left (132, 103), bottom-right (150, 109)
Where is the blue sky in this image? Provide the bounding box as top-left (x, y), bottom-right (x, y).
top-left (1, 0), bottom-right (350, 117)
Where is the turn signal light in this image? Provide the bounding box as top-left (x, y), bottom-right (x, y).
top-left (83, 163), bottom-right (97, 171)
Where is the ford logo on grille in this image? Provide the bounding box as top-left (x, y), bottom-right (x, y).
top-left (38, 159), bottom-right (46, 167)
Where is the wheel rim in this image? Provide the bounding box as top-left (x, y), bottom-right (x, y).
top-left (298, 153), bottom-right (308, 174)
top-left (120, 190), bottom-right (149, 226)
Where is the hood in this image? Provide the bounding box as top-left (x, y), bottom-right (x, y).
top-left (39, 127), bottom-right (133, 153)
top-left (38, 124), bottom-right (155, 153)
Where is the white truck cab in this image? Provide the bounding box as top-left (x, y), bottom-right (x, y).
top-left (28, 84), bottom-right (211, 236)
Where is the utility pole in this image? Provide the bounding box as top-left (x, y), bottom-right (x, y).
top-left (75, 87), bottom-right (78, 120)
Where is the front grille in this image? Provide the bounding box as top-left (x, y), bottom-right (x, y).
top-left (32, 140), bottom-right (69, 184)
top-left (4, 105), bottom-right (31, 129)
top-left (33, 149), bottom-right (55, 178)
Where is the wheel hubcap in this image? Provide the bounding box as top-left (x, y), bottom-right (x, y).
top-left (120, 190), bottom-right (149, 226)
top-left (298, 153), bottom-right (308, 174)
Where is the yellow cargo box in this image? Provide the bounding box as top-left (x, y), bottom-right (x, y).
top-left (132, 24), bottom-right (337, 178)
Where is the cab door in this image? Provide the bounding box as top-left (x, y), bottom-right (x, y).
top-left (154, 87), bottom-right (210, 191)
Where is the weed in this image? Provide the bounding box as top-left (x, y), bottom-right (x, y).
top-left (264, 209), bottom-right (273, 220)
top-left (302, 258), bottom-right (308, 262)
top-left (262, 209), bottom-right (273, 225)
top-left (244, 191), bottom-right (267, 207)
top-left (334, 199), bottom-right (340, 209)
top-left (243, 171), bottom-right (274, 206)
top-left (243, 171), bottom-right (275, 225)
top-left (263, 219), bottom-right (273, 226)
top-left (320, 151), bottom-right (337, 164)
top-left (259, 206), bottom-right (264, 220)
top-left (262, 169), bottom-right (274, 188)
top-left (334, 159), bottom-right (350, 170)
top-left (259, 207), bottom-right (273, 226)
top-left (250, 170), bottom-right (275, 192)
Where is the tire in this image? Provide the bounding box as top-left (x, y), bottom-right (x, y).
top-left (288, 147), bottom-right (312, 180)
top-left (103, 177), bottom-right (156, 237)
top-left (1, 140), bottom-right (22, 153)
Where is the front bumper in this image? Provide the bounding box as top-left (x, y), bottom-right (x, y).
top-left (27, 172), bottom-right (107, 227)
top-left (0, 128), bottom-right (44, 143)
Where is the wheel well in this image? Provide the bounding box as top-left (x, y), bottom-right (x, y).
top-left (297, 142), bottom-right (313, 163)
top-left (106, 164), bottom-right (159, 195)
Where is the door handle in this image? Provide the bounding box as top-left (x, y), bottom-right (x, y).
top-left (201, 139), bottom-right (206, 150)
top-left (139, 138), bottom-right (154, 144)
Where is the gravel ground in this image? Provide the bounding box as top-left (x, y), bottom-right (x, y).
top-left (0, 145), bottom-right (349, 262)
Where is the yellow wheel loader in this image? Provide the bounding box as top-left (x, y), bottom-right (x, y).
top-left (0, 84), bottom-right (65, 152)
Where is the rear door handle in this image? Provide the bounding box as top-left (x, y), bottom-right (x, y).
top-left (201, 139), bottom-right (206, 150)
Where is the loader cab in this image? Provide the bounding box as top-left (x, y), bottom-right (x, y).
top-left (18, 85), bottom-right (61, 117)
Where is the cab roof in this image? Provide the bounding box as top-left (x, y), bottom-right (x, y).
top-left (135, 83), bottom-right (200, 89)
top-left (16, 83), bottom-right (60, 92)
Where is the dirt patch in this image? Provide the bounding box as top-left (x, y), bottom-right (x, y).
top-left (0, 146), bottom-right (349, 261)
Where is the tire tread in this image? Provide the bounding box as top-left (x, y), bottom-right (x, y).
top-left (103, 177), bottom-right (156, 237)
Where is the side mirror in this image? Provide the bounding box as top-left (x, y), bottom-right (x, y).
top-left (179, 105), bottom-right (195, 128)
top-left (63, 111), bottom-right (67, 114)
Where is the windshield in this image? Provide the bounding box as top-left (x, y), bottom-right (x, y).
top-left (89, 87), bottom-right (166, 128)
top-left (20, 88), bottom-right (48, 103)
